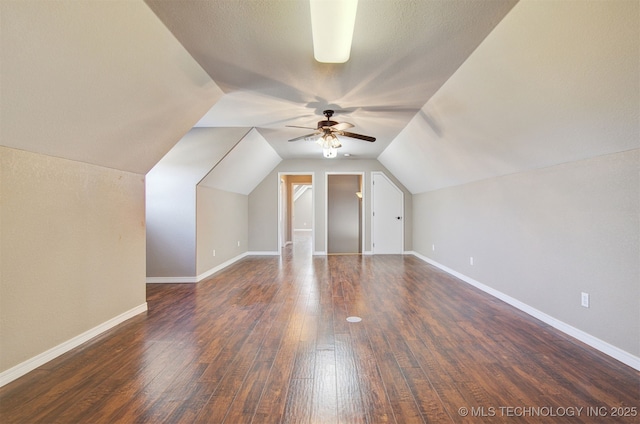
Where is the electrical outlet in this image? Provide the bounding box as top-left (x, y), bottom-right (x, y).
top-left (470, 256), bottom-right (474, 266)
top-left (432, 244), bottom-right (435, 251)
top-left (581, 292), bottom-right (590, 308)
top-left (213, 250), bottom-right (216, 257)
top-left (237, 241), bottom-right (240, 247)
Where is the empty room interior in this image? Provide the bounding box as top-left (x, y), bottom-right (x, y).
top-left (1, 0), bottom-right (638, 423)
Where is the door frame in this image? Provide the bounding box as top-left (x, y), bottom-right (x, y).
top-left (325, 171), bottom-right (365, 255)
top-left (371, 171), bottom-right (404, 254)
top-left (278, 172), bottom-right (315, 255)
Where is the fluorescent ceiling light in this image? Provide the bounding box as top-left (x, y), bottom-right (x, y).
top-left (310, 0), bottom-right (358, 63)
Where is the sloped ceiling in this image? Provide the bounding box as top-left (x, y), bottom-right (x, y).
top-left (147, 127), bottom-right (252, 185)
top-left (144, 0), bottom-right (518, 160)
top-left (1, 0), bottom-right (222, 174)
top-left (379, 0), bottom-right (639, 193)
top-left (2, 1), bottom-right (637, 195)
top-left (199, 128), bottom-right (282, 195)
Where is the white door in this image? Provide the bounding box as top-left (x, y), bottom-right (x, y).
top-left (372, 172), bottom-right (403, 254)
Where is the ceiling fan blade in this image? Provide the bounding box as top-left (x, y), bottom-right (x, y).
top-left (288, 133), bottom-right (319, 142)
top-left (286, 125), bottom-right (317, 130)
top-left (339, 131), bottom-right (376, 142)
top-left (330, 122), bottom-right (354, 131)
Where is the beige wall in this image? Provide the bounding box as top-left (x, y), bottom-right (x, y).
top-left (249, 159), bottom-right (412, 254)
top-left (196, 185), bottom-right (248, 275)
top-left (413, 149), bottom-right (639, 357)
top-left (0, 147), bottom-right (147, 372)
top-left (146, 128), bottom-right (244, 279)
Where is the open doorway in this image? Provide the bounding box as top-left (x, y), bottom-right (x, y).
top-left (278, 173), bottom-right (314, 255)
top-left (326, 173), bottom-right (364, 254)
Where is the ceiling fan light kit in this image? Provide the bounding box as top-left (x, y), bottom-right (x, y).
top-left (310, 0), bottom-right (359, 63)
top-left (319, 133), bottom-right (341, 158)
top-left (287, 110), bottom-right (376, 159)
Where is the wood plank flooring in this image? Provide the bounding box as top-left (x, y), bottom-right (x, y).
top-left (1, 234), bottom-right (638, 423)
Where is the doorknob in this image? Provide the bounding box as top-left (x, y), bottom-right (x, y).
top-left (396, 216), bottom-right (402, 220)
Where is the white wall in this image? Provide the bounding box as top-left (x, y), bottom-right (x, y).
top-left (0, 147), bottom-right (147, 374)
top-left (413, 149), bottom-right (639, 359)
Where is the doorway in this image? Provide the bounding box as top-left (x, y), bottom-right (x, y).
top-left (326, 173), bottom-right (363, 254)
top-left (278, 173), bottom-right (314, 255)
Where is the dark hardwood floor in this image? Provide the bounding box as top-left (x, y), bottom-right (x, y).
top-left (1, 232), bottom-right (638, 423)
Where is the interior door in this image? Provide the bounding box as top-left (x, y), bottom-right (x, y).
top-left (372, 172), bottom-right (403, 254)
top-left (327, 174), bottom-right (362, 254)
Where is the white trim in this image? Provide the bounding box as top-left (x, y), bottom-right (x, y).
top-left (196, 252), bottom-right (249, 282)
top-left (147, 252), bottom-right (275, 284)
top-left (247, 251), bottom-right (280, 256)
top-left (294, 228), bottom-right (313, 232)
top-left (409, 251), bottom-right (640, 371)
top-left (0, 303), bottom-right (148, 387)
top-left (146, 276), bottom-right (198, 283)
top-left (278, 172), bottom-right (315, 257)
top-left (314, 251), bottom-right (327, 256)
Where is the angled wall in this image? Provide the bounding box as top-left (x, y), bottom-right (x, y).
top-left (383, 1), bottom-right (640, 367)
top-left (1, 0), bottom-right (222, 175)
top-left (146, 128), bottom-right (249, 280)
top-left (147, 128), bottom-right (281, 281)
top-left (196, 129), bottom-right (282, 276)
top-left (0, 0), bottom-right (221, 385)
top-left (1, 147), bottom-right (146, 377)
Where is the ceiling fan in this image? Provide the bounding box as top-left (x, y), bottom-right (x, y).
top-left (287, 110), bottom-right (375, 158)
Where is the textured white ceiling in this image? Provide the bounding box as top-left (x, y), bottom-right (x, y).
top-left (379, 0), bottom-right (639, 193)
top-left (3, 0), bottom-right (637, 196)
top-left (199, 128), bottom-right (282, 195)
top-left (1, 0), bottom-right (222, 174)
top-left (147, 127), bottom-right (253, 185)
top-left (145, 0), bottom-right (518, 160)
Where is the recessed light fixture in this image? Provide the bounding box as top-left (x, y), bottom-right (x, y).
top-left (310, 0), bottom-right (359, 63)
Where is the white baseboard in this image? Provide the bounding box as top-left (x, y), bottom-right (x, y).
top-left (247, 251), bottom-right (280, 256)
top-left (409, 251), bottom-right (640, 371)
top-left (147, 253), bottom-right (253, 284)
top-left (0, 303), bottom-right (148, 388)
top-left (146, 276), bottom-right (198, 283)
top-left (314, 251), bottom-right (327, 256)
top-left (196, 252), bottom-right (249, 282)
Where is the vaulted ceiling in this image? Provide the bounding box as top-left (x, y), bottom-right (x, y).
top-left (2, 0), bottom-right (637, 195)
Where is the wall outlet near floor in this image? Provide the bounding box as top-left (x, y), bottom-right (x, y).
top-left (432, 244), bottom-right (435, 251)
top-left (581, 292), bottom-right (590, 308)
top-left (237, 241), bottom-right (240, 247)
top-left (213, 250), bottom-right (216, 257)
top-left (469, 256), bottom-right (474, 266)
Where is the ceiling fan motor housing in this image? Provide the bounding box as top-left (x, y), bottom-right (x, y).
top-left (319, 109), bottom-right (337, 128)
top-left (318, 120), bottom-right (338, 129)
